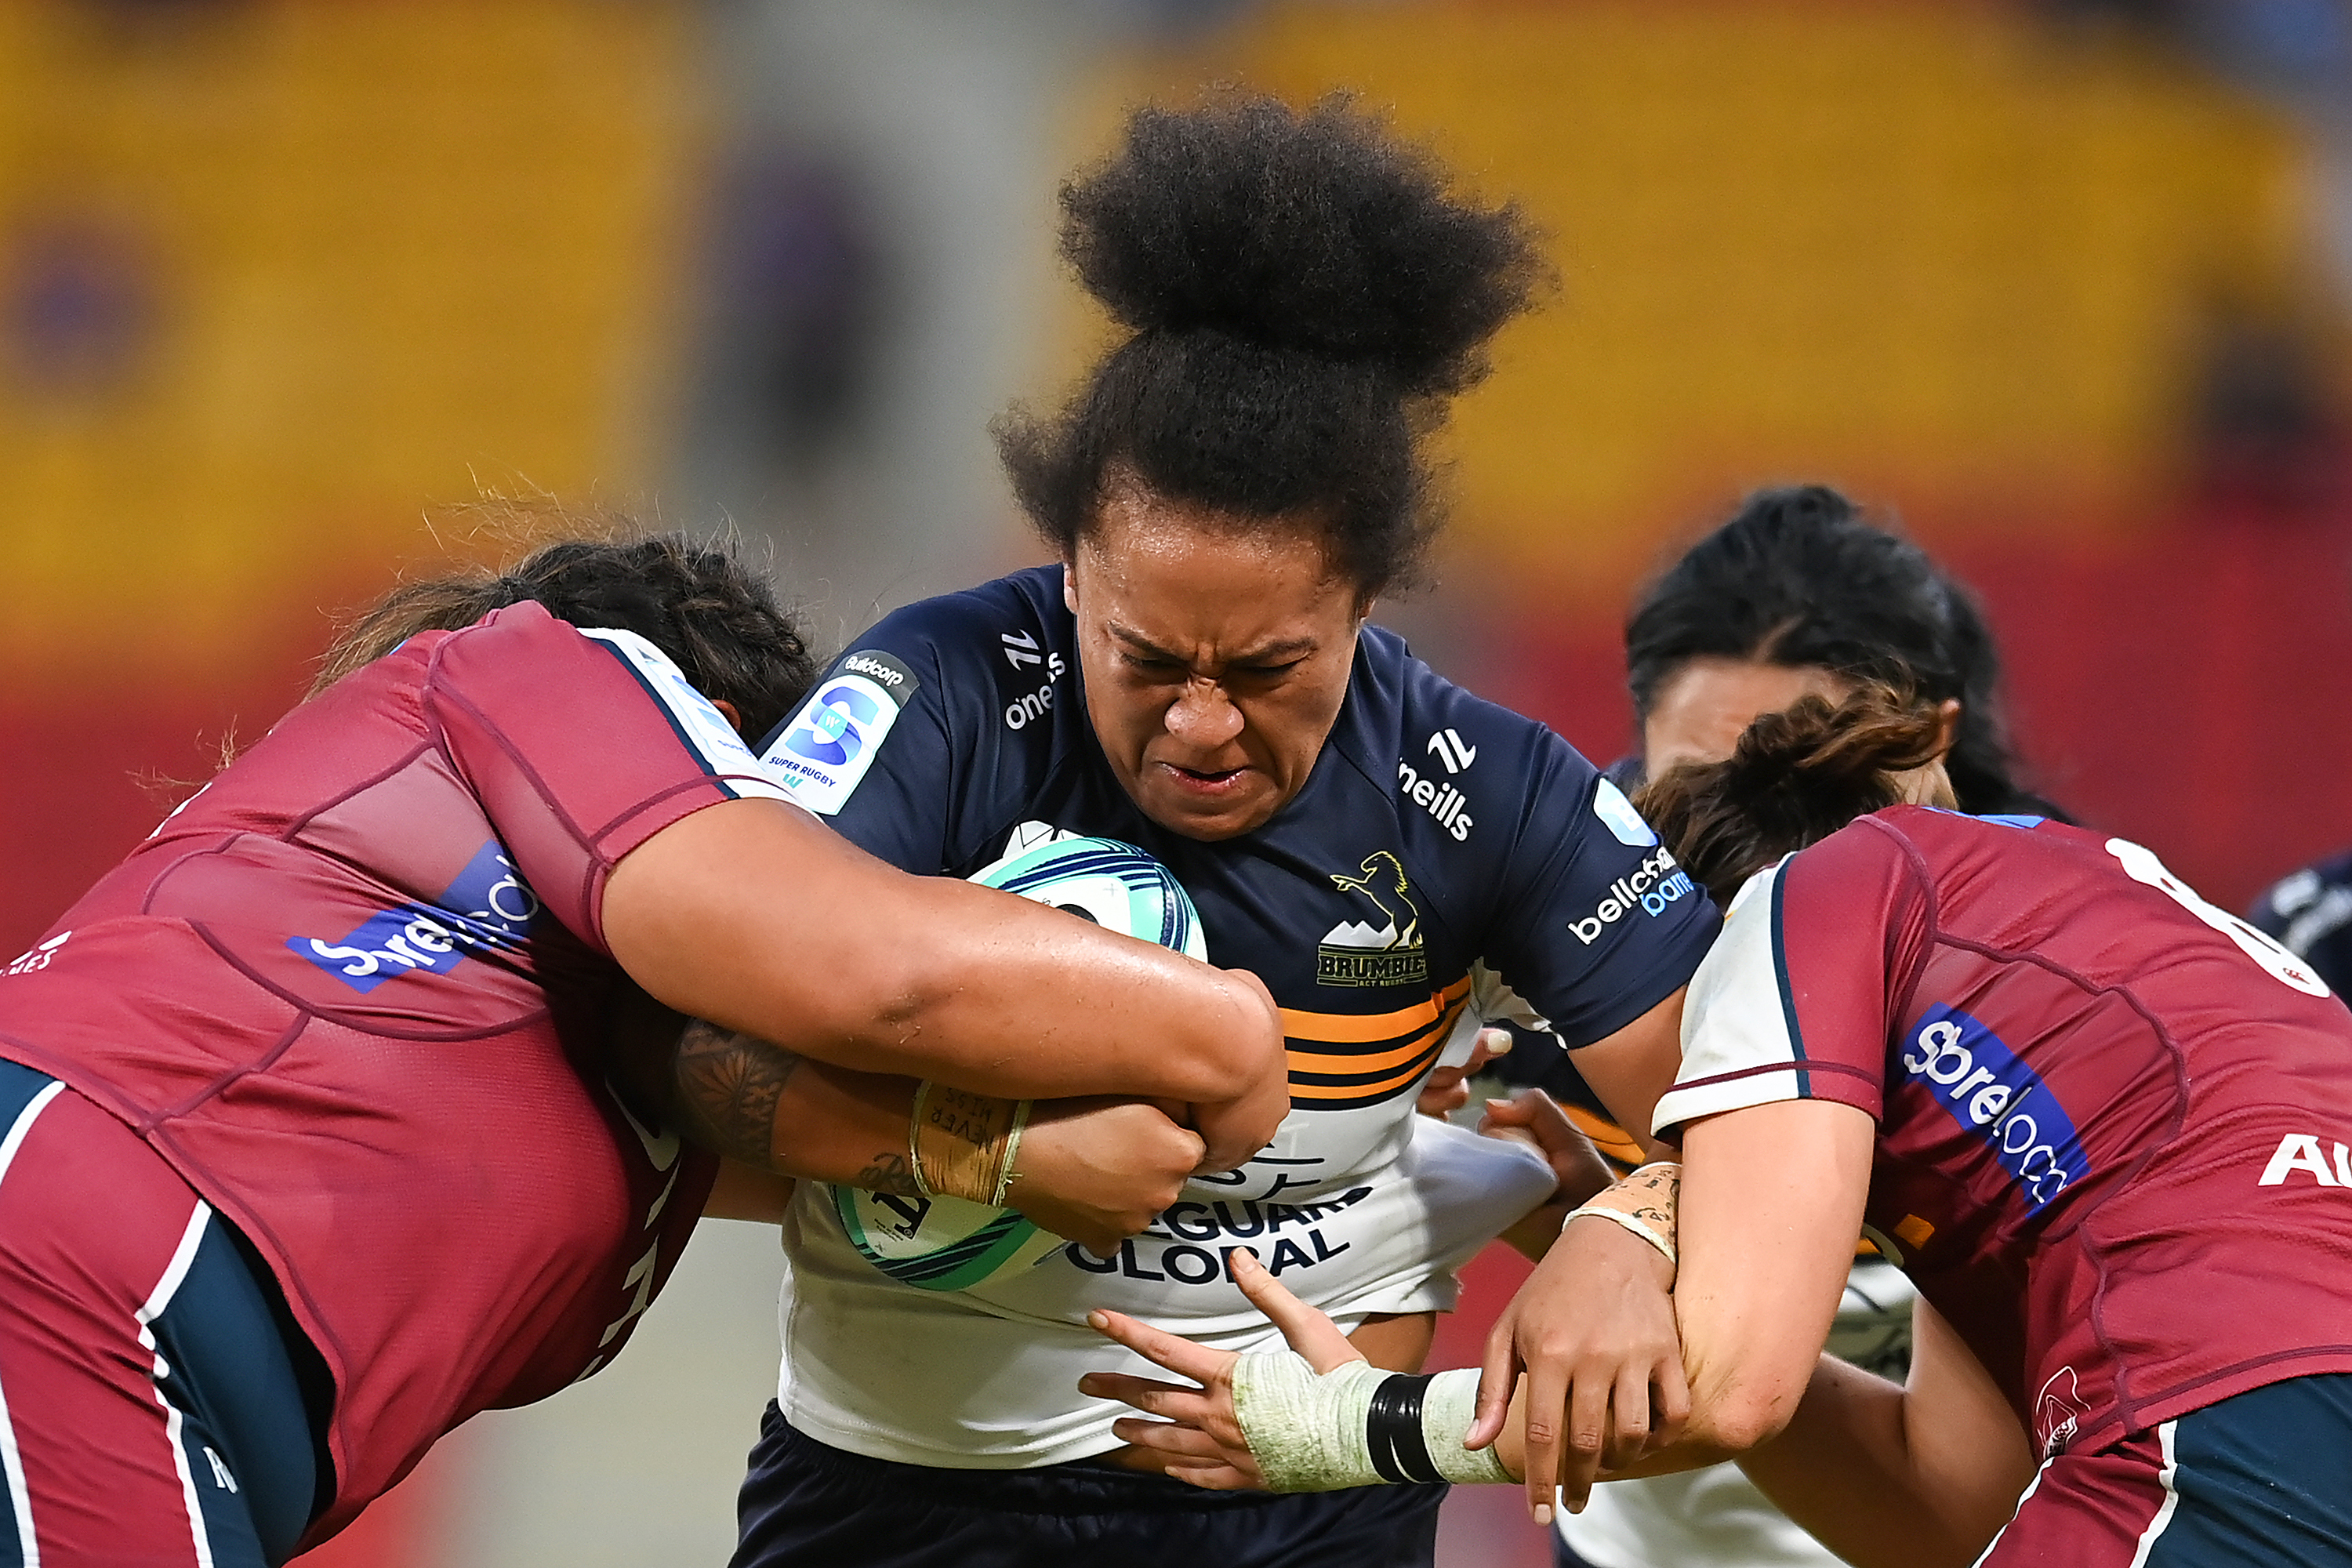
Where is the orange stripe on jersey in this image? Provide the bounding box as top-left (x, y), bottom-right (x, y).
top-left (1283, 985), bottom-right (1471, 1107)
top-left (1563, 1104), bottom-right (1646, 1167)
top-left (1287, 1012), bottom-right (1459, 1076)
top-left (1279, 976), bottom-right (1472, 1044)
top-left (1287, 1043), bottom-right (1448, 1103)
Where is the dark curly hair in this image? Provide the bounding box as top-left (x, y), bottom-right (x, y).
top-left (1625, 485), bottom-right (2062, 819)
top-left (1635, 684), bottom-right (1951, 906)
top-left (996, 93), bottom-right (1547, 598)
top-left (315, 508), bottom-right (818, 744)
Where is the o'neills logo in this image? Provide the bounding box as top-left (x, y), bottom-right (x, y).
top-left (1317, 851), bottom-right (1428, 987)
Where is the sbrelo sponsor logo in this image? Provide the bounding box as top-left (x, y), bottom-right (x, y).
top-left (1567, 848), bottom-right (1694, 944)
top-left (1000, 630), bottom-right (1067, 730)
top-left (292, 840), bottom-right (541, 993)
top-left (1316, 851), bottom-right (1428, 987)
top-left (1900, 1005), bottom-right (2086, 1210)
top-left (1397, 728), bottom-right (1475, 841)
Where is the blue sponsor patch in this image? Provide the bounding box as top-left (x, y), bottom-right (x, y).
top-left (1592, 778), bottom-right (1660, 848)
top-left (1899, 1004), bottom-right (2087, 1210)
top-left (290, 840), bottom-right (543, 993)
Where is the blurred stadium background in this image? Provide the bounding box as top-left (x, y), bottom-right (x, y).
top-left (4, 1), bottom-right (2350, 1563)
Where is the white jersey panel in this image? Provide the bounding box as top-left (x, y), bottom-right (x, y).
top-left (777, 1114), bottom-right (1554, 1467)
top-left (1651, 863), bottom-right (1803, 1135)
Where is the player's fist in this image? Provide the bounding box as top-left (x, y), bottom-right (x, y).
top-left (1008, 1097), bottom-right (1205, 1255)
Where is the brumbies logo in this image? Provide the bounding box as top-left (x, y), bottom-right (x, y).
top-left (1316, 851), bottom-right (1429, 988)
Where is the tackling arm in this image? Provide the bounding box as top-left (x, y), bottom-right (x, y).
top-left (619, 1011), bottom-right (1217, 1254)
top-left (600, 798), bottom-right (1289, 1158)
top-left (1669, 1097), bottom-right (1879, 1453)
top-left (1735, 1298), bottom-right (2037, 1568)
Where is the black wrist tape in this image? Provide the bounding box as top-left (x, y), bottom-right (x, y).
top-left (1365, 1373), bottom-right (1441, 1486)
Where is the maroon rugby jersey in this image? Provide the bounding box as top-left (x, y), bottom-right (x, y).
top-left (0, 602), bottom-right (791, 1541)
top-left (1655, 806), bottom-right (2352, 1455)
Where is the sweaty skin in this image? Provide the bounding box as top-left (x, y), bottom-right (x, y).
top-left (1064, 478), bottom-right (1365, 844)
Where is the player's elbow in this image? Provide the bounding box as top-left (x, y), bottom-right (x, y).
top-left (1156, 1021), bottom-right (1278, 1104)
top-left (1688, 1383), bottom-right (1801, 1455)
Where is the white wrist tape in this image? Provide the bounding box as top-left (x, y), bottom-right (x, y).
top-left (1229, 1353), bottom-right (1513, 1491)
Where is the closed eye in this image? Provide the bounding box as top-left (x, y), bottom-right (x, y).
top-left (1120, 652), bottom-right (1184, 675)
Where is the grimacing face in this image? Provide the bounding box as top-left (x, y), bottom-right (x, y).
top-left (1064, 485), bottom-right (1365, 842)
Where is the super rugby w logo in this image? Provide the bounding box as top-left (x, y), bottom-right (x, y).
top-left (760, 648), bottom-right (918, 816)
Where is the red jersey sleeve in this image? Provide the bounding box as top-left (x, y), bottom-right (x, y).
top-left (1653, 816), bottom-right (1932, 1137)
top-left (421, 602), bottom-right (799, 955)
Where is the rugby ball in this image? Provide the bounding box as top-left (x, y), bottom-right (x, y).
top-left (831, 833), bottom-right (1208, 1291)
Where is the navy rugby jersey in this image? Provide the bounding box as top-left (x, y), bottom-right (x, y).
top-left (759, 564), bottom-right (1717, 1127)
top-left (2252, 846), bottom-right (2352, 998)
top-left (751, 564), bottom-right (1718, 1468)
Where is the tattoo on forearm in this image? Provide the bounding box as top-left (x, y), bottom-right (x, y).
top-left (673, 1019), bottom-right (800, 1167)
top-left (855, 1151), bottom-right (923, 1199)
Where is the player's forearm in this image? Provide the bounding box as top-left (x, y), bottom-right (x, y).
top-left (894, 825), bottom-right (1285, 1105)
top-left (604, 800), bottom-right (1279, 1104)
top-left (1734, 1357), bottom-right (1996, 1568)
top-left (837, 874), bottom-right (1280, 1102)
top-left (1671, 1100), bottom-right (1878, 1454)
top-left (670, 1022), bottom-right (921, 1192)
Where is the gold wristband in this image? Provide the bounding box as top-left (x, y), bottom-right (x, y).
top-left (992, 1099), bottom-right (1032, 1208)
top-left (908, 1082), bottom-right (1028, 1207)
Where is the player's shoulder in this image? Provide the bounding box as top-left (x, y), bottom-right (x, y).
top-left (827, 567), bottom-right (1075, 731)
top-left (1331, 624), bottom-right (1599, 833)
top-left (1345, 625), bottom-right (1555, 745)
top-left (760, 568), bottom-right (1078, 836)
top-left (857, 566), bottom-right (1069, 667)
top-left (1838, 803), bottom-right (2089, 864)
top-left (428, 599), bottom-right (584, 666)
top-left (1776, 807), bottom-right (1962, 913)
top-left (2252, 845), bottom-right (2352, 931)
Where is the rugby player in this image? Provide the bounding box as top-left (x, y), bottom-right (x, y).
top-left (2250, 846), bottom-right (2352, 996)
top-left (1552, 484), bottom-right (2063, 1568)
top-left (730, 96), bottom-right (1718, 1568)
top-left (0, 527), bottom-right (1289, 1566)
top-left (1090, 684), bottom-right (2352, 1565)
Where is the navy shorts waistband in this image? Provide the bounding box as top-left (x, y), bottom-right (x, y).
top-left (764, 1411), bottom-right (1294, 1516)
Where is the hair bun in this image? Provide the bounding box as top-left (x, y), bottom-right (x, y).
top-left (1059, 94), bottom-right (1546, 396)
